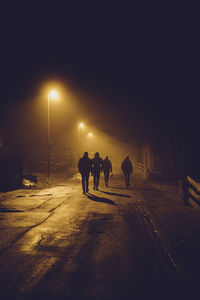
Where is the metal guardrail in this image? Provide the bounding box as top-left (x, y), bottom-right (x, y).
top-left (182, 176), bottom-right (200, 207)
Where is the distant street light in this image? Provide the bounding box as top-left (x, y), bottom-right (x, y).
top-left (78, 122), bottom-right (85, 155)
top-left (79, 122), bottom-right (84, 129)
top-left (47, 90), bottom-right (59, 177)
top-left (88, 132), bottom-right (93, 138)
top-left (86, 132), bottom-right (94, 153)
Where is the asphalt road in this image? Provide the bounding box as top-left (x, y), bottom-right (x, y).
top-left (0, 175), bottom-right (198, 299)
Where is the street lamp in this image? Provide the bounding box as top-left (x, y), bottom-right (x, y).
top-left (86, 132), bottom-right (94, 155)
top-left (78, 122), bottom-right (85, 155)
top-left (47, 90), bottom-right (58, 177)
top-left (79, 122), bottom-right (84, 129)
top-left (87, 132), bottom-right (93, 138)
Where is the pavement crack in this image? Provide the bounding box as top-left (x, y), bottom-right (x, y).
top-left (38, 234), bottom-right (46, 247)
top-left (49, 202), bottom-right (64, 213)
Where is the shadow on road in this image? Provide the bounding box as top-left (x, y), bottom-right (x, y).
top-left (100, 190), bottom-right (131, 198)
top-left (86, 193), bottom-right (117, 206)
top-left (110, 186), bottom-right (135, 190)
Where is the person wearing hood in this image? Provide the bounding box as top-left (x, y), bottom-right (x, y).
top-left (91, 152), bottom-right (103, 190)
top-left (102, 156), bottom-right (113, 187)
top-left (121, 156), bottom-right (133, 188)
top-left (78, 152), bottom-right (92, 194)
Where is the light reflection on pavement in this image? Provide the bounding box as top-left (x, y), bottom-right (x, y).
top-left (0, 176), bottom-right (199, 299)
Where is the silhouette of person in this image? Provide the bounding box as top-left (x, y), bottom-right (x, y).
top-left (102, 156), bottom-right (112, 187)
top-left (78, 152), bottom-right (92, 194)
top-left (121, 156), bottom-right (133, 188)
top-left (91, 152), bottom-right (103, 190)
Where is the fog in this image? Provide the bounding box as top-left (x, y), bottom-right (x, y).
top-left (0, 80), bottom-right (139, 175)
top-left (74, 125), bottom-right (137, 174)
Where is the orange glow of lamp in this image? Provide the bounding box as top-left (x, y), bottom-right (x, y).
top-left (79, 122), bottom-right (84, 129)
top-left (47, 90), bottom-right (59, 178)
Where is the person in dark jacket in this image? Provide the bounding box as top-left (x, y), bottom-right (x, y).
top-left (78, 152), bottom-right (92, 194)
top-left (91, 152), bottom-right (103, 190)
top-left (121, 156), bottom-right (133, 188)
top-left (102, 156), bottom-right (112, 187)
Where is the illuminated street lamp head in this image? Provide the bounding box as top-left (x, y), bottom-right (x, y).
top-left (79, 122), bottom-right (84, 128)
top-left (88, 132), bottom-right (93, 138)
top-left (49, 90), bottom-right (58, 99)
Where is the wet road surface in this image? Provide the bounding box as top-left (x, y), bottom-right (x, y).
top-left (0, 176), bottom-right (198, 299)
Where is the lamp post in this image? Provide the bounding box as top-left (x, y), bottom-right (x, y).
top-left (87, 132), bottom-right (93, 153)
top-left (78, 122), bottom-right (85, 156)
top-left (47, 90), bottom-right (58, 178)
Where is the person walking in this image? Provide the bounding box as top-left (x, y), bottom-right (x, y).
top-left (102, 156), bottom-right (112, 187)
top-left (121, 156), bottom-right (133, 188)
top-left (78, 152), bottom-right (92, 194)
top-left (91, 152), bottom-right (103, 190)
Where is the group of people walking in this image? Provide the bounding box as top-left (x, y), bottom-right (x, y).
top-left (78, 152), bottom-right (133, 194)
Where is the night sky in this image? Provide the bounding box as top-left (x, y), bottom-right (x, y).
top-left (0, 3), bottom-right (200, 164)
